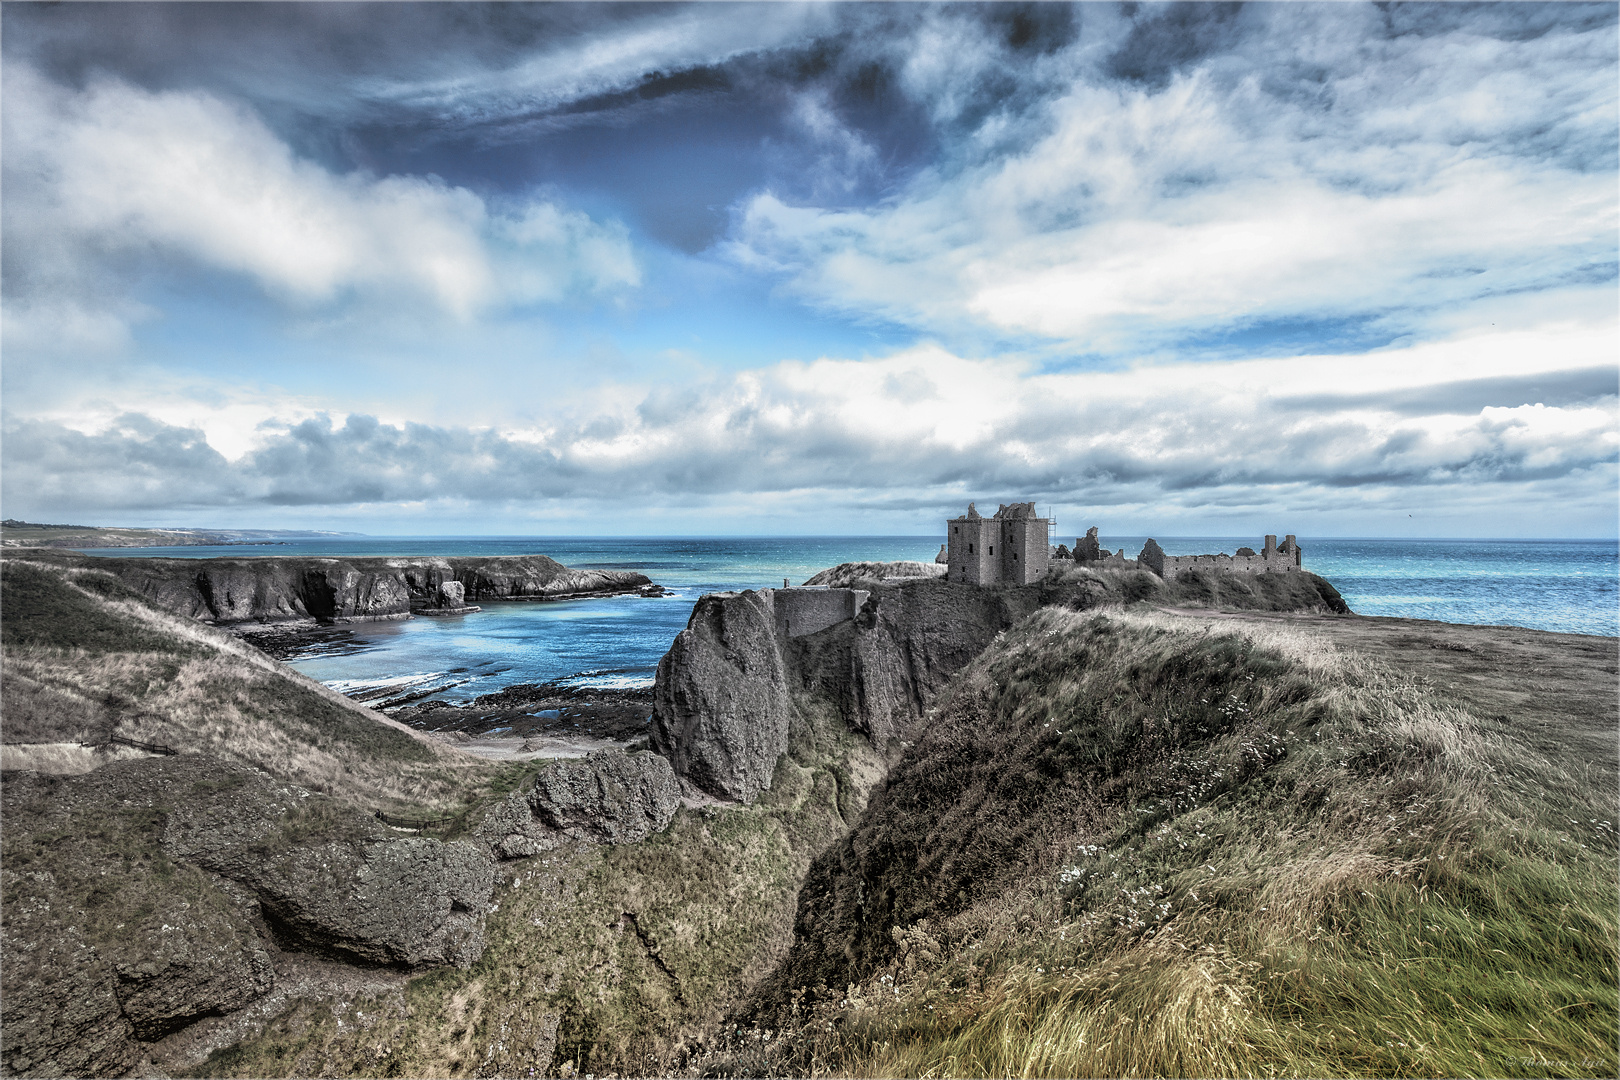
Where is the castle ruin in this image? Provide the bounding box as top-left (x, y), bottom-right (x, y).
top-left (1059, 525), bottom-right (1304, 576)
top-left (946, 502), bottom-right (1053, 586)
top-left (945, 505), bottom-right (1304, 587)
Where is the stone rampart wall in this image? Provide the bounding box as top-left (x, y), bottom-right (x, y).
top-left (775, 587), bottom-right (871, 639)
top-left (1162, 552), bottom-right (1301, 576)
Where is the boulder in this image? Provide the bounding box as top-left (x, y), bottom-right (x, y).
top-left (438, 579), bottom-right (466, 608)
top-left (110, 885), bottom-right (274, 1040)
top-left (159, 762), bottom-right (494, 970)
top-left (479, 750), bottom-right (680, 858)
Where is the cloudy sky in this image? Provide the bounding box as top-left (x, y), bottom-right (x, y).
top-left (3, 2), bottom-right (1615, 537)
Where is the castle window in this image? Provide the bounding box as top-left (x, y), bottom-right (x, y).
top-left (989, 545), bottom-right (994, 555)
top-left (968, 543), bottom-right (974, 554)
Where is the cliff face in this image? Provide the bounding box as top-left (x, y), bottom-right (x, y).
top-left (653, 590), bottom-right (795, 804)
top-left (652, 580), bottom-right (1050, 804)
top-left (84, 554), bottom-right (654, 625)
top-left (0, 554), bottom-right (690, 1078)
top-left (651, 565), bottom-right (1351, 807)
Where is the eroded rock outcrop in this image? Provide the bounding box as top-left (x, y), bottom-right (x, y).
top-left (653, 591), bottom-right (793, 804)
top-left (1, 755), bottom-right (494, 1077)
top-left (652, 580), bottom-right (1048, 804)
top-left (478, 749), bottom-right (680, 858)
top-left (650, 563), bottom-right (1352, 807)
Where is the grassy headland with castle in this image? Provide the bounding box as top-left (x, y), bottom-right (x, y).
top-left (1, 520), bottom-right (1614, 1078)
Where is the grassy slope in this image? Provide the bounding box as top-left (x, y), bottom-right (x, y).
top-left (732, 609), bottom-right (1617, 1079)
top-left (0, 522), bottom-right (234, 548)
top-left (0, 554), bottom-right (522, 816)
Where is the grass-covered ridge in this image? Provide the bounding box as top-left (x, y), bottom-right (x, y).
top-left (0, 554), bottom-right (517, 816)
top-left (739, 609), bottom-right (1618, 1079)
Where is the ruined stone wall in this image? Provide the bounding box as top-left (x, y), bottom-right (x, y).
top-left (1160, 552), bottom-right (1300, 576)
top-left (774, 587), bottom-right (871, 639)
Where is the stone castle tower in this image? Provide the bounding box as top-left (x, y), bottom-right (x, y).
top-left (946, 501), bottom-right (1052, 586)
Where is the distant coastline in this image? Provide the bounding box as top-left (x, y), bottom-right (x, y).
top-left (0, 519), bottom-right (363, 550)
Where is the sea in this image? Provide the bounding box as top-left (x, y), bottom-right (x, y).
top-left (84, 536), bottom-right (1617, 703)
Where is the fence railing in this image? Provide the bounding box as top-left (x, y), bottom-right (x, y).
top-left (373, 809), bottom-right (457, 831)
top-left (82, 734), bottom-right (179, 756)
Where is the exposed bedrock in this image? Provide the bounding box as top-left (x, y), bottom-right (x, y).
top-left (478, 749), bottom-right (681, 859)
top-left (652, 581), bottom-right (1049, 804)
top-left (87, 553), bottom-right (654, 625)
top-left (652, 589), bottom-right (795, 805)
top-left (0, 755), bottom-right (494, 1077)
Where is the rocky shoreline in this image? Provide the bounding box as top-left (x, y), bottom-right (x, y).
top-left (390, 680), bottom-right (655, 747)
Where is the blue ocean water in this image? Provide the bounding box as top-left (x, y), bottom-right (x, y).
top-left (84, 535), bottom-right (1617, 699)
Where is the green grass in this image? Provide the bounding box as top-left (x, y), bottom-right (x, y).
top-left (1, 559), bottom-right (202, 655)
top-left (734, 609), bottom-right (1617, 1078)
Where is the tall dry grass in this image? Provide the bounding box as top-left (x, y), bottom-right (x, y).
top-left (2, 556), bottom-right (523, 816)
top-left (734, 608), bottom-right (1617, 1079)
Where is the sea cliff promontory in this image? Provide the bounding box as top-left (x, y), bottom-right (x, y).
top-left (14, 549), bottom-right (658, 625)
top-left (652, 560), bottom-right (1350, 804)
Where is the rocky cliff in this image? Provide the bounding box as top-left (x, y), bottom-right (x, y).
top-left (651, 564), bottom-right (1350, 806)
top-left (0, 554), bottom-right (686, 1078)
top-left (64, 553), bottom-right (655, 625)
top-left (652, 580), bottom-right (1053, 803)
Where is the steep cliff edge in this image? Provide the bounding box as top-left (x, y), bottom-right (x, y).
top-left (22, 549), bottom-right (655, 625)
top-left (722, 609), bottom-right (1617, 1079)
top-left (651, 564), bottom-right (1349, 805)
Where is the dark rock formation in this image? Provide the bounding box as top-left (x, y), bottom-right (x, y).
top-left (110, 886), bottom-right (274, 1041)
top-left (1, 755), bottom-right (494, 1077)
top-left (478, 750), bottom-right (680, 858)
top-left (80, 553), bottom-right (654, 625)
top-left (652, 562), bottom-right (1354, 806)
top-left (1074, 526), bottom-right (1102, 562)
top-left (158, 763), bottom-right (493, 969)
top-left (653, 590), bottom-right (793, 804)
top-left (652, 581), bottom-right (1050, 804)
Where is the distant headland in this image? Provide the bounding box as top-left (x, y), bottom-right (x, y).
top-left (0, 519), bottom-right (364, 550)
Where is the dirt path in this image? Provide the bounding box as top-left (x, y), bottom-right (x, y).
top-left (432, 732), bottom-right (633, 761)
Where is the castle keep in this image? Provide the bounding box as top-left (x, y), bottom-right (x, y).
top-left (946, 502), bottom-right (1052, 585)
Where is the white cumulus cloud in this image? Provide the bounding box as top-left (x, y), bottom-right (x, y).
top-left (728, 6), bottom-right (1617, 354)
top-left (1, 64), bottom-right (639, 354)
